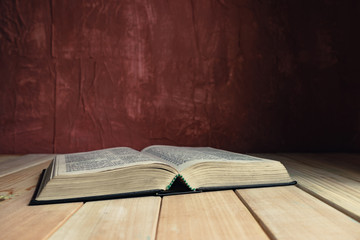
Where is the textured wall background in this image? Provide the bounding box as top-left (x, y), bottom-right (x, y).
top-left (0, 0), bottom-right (359, 153)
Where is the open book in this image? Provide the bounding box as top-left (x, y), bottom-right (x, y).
top-left (30, 145), bottom-right (295, 205)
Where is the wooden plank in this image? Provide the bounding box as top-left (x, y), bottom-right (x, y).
top-left (0, 161), bottom-right (51, 204)
top-left (0, 161), bottom-right (50, 204)
top-left (280, 153), bottom-right (360, 182)
top-left (322, 153), bottom-right (360, 169)
top-left (0, 191), bottom-right (82, 240)
top-left (236, 186), bottom-right (360, 240)
top-left (0, 154), bottom-right (22, 164)
top-left (0, 166), bottom-right (82, 240)
top-left (253, 153), bottom-right (360, 221)
top-left (49, 197), bottom-right (161, 240)
top-left (0, 154), bottom-right (54, 178)
top-left (157, 191), bottom-right (269, 240)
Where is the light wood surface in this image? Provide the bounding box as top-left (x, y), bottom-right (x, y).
top-left (254, 153), bottom-right (360, 221)
top-left (157, 190), bottom-right (269, 240)
top-left (236, 186), bottom-right (360, 240)
top-left (0, 160), bottom-right (82, 240)
top-left (0, 154), bottom-right (22, 164)
top-left (0, 154), bottom-right (54, 178)
top-left (0, 161), bottom-right (51, 204)
top-left (0, 153), bottom-right (359, 240)
top-left (280, 153), bottom-right (360, 182)
top-left (0, 191), bottom-right (82, 240)
top-left (49, 197), bottom-right (161, 240)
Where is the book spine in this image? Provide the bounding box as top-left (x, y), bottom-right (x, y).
top-left (166, 174), bottom-right (195, 191)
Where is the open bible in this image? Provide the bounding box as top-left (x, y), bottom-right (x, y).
top-left (30, 145), bottom-right (296, 205)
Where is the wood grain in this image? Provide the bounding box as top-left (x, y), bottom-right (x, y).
top-left (0, 161), bottom-right (51, 204)
top-left (157, 190), bottom-right (269, 240)
top-left (49, 197), bottom-right (161, 240)
top-left (0, 154), bottom-right (22, 164)
top-left (253, 153), bottom-right (360, 221)
top-left (0, 154), bottom-right (54, 177)
top-left (280, 153), bottom-right (360, 182)
top-left (236, 186), bottom-right (360, 240)
top-left (1, 153), bottom-right (359, 240)
top-left (0, 163), bottom-right (82, 240)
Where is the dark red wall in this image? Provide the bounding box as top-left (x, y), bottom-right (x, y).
top-left (1, 0), bottom-right (359, 153)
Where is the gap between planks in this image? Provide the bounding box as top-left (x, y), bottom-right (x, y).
top-left (156, 190), bottom-right (269, 240)
top-left (2, 154), bottom-right (359, 240)
top-left (252, 153), bottom-right (360, 221)
top-left (48, 191), bottom-right (269, 240)
top-left (235, 186), bottom-right (360, 240)
top-left (48, 197), bottom-right (162, 240)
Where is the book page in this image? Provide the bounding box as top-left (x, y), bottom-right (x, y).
top-left (54, 147), bottom-right (173, 176)
top-left (142, 145), bottom-right (266, 171)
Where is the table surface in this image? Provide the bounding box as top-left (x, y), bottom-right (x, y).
top-left (0, 153), bottom-right (359, 240)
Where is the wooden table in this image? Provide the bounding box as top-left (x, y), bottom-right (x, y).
top-left (0, 153), bottom-right (359, 239)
